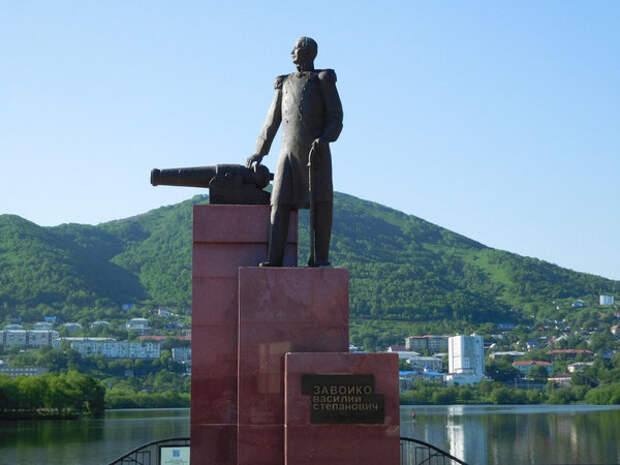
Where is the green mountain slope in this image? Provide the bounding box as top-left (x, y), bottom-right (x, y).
top-left (1, 193), bottom-right (617, 324)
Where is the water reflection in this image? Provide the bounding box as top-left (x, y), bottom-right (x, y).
top-left (400, 405), bottom-right (620, 465)
top-left (446, 411), bottom-right (486, 463)
top-left (0, 408), bottom-right (190, 465)
top-left (1, 406), bottom-right (619, 465)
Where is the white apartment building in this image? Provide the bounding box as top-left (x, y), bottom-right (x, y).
top-left (172, 347), bottom-right (191, 364)
top-left (600, 295), bottom-right (615, 305)
top-left (28, 330), bottom-right (60, 348)
top-left (1, 330), bottom-right (27, 347)
top-left (446, 335), bottom-right (484, 385)
top-left (70, 340), bottom-right (160, 359)
top-left (0, 330), bottom-right (59, 348)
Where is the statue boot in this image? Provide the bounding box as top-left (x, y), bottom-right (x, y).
top-left (259, 205), bottom-right (291, 267)
top-left (309, 201), bottom-right (333, 267)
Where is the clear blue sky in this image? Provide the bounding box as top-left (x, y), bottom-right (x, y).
top-left (1, 2), bottom-right (619, 280)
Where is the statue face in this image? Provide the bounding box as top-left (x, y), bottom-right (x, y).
top-left (291, 39), bottom-right (304, 65)
top-left (291, 37), bottom-right (317, 70)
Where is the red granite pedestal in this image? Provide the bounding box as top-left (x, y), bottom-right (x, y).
top-left (191, 205), bottom-right (297, 465)
top-left (237, 268), bottom-right (350, 465)
top-left (191, 205), bottom-right (399, 465)
top-left (284, 352), bottom-right (401, 465)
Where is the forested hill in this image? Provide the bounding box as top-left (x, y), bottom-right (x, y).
top-left (1, 193), bottom-right (617, 323)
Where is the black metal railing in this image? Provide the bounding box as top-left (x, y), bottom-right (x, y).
top-left (401, 436), bottom-right (468, 465)
top-left (106, 437), bottom-right (190, 465)
top-left (107, 435), bottom-right (466, 465)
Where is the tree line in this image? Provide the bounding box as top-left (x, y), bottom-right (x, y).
top-left (0, 371), bottom-right (105, 418)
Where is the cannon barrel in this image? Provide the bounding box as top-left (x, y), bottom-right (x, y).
top-left (150, 163), bottom-right (272, 205)
top-left (151, 163), bottom-right (272, 189)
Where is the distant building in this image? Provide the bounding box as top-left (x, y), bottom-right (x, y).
top-left (567, 362), bottom-right (594, 373)
top-left (512, 360), bottom-right (552, 376)
top-left (126, 318), bottom-right (150, 331)
top-left (405, 336), bottom-right (428, 352)
top-left (489, 351), bottom-right (525, 361)
top-left (52, 337), bottom-right (115, 349)
top-left (0, 366), bottom-right (49, 377)
top-left (28, 330), bottom-right (60, 348)
top-left (405, 335), bottom-right (449, 353)
top-left (0, 330), bottom-right (59, 348)
top-left (571, 301), bottom-right (585, 308)
top-left (90, 320), bottom-right (111, 329)
top-left (33, 322), bottom-right (53, 330)
top-left (62, 322), bottom-right (83, 333)
top-left (427, 336), bottom-right (449, 353)
top-left (138, 335), bottom-right (191, 342)
top-left (446, 335), bottom-right (484, 385)
top-left (407, 356), bottom-right (443, 372)
top-left (497, 323), bottom-right (515, 330)
top-left (448, 336), bottom-right (484, 376)
top-left (398, 370), bottom-right (443, 391)
top-left (1, 330), bottom-right (27, 347)
top-left (387, 350), bottom-right (421, 360)
top-left (69, 340), bottom-right (160, 359)
top-left (172, 347), bottom-right (191, 364)
top-left (526, 339), bottom-right (540, 350)
top-left (548, 374), bottom-right (572, 388)
top-left (600, 295), bottom-right (615, 306)
top-left (548, 349), bottom-right (594, 358)
top-left (3, 324), bottom-right (23, 330)
top-left (157, 308), bottom-right (173, 317)
top-left (44, 316), bottom-right (57, 323)
top-left (121, 303), bottom-right (135, 311)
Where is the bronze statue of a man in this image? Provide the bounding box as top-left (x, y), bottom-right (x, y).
top-left (247, 36), bottom-right (343, 267)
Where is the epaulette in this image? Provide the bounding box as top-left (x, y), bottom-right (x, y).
top-left (274, 74), bottom-right (287, 89)
top-left (318, 69), bottom-right (337, 83)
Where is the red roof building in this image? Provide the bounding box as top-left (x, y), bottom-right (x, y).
top-left (548, 349), bottom-right (593, 357)
top-left (512, 360), bottom-right (552, 366)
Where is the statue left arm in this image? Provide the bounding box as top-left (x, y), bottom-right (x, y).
top-left (317, 69), bottom-right (343, 144)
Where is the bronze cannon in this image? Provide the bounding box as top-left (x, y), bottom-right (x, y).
top-left (150, 163), bottom-right (272, 205)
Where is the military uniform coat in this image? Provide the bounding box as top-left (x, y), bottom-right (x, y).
top-left (255, 69), bottom-right (343, 207)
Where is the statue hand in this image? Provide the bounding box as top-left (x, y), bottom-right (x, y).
top-left (310, 137), bottom-right (328, 155)
top-left (246, 154), bottom-right (264, 168)
top-left (311, 138), bottom-right (327, 151)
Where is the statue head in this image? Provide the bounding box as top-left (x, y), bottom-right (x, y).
top-left (291, 36), bottom-right (317, 70)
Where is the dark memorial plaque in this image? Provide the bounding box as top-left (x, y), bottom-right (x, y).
top-left (301, 374), bottom-right (385, 424)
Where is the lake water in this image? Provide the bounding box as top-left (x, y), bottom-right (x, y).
top-left (0, 405), bottom-right (619, 465)
top-left (401, 404), bottom-right (620, 465)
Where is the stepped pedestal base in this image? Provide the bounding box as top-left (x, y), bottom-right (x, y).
top-left (191, 205), bottom-right (399, 465)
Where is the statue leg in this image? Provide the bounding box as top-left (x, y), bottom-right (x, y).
top-left (260, 204), bottom-right (291, 267)
top-left (314, 201), bottom-right (333, 266)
